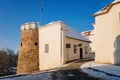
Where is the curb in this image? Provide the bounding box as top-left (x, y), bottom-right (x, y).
top-left (0, 74), bottom-right (27, 79)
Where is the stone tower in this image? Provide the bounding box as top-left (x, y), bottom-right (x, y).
top-left (17, 22), bottom-right (39, 74)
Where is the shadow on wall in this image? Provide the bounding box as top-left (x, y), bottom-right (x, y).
top-left (114, 34), bottom-right (120, 65)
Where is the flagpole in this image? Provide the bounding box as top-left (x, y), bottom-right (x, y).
top-left (40, 0), bottom-right (43, 26)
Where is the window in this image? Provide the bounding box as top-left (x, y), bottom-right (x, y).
top-left (66, 44), bottom-right (71, 48)
top-left (45, 44), bottom-right (49, 53)
top-left (74, 45), bottom-right (77, 53)
top-left (85, 46), bottom-right (88, 54)
top-left (35, 42), bottom-right (38, 46)
top-left (21, 43), bottom-right (22, 47)
top-left (78, 43), bottom-right (82, 47)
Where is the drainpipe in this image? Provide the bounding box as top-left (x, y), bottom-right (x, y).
top-left (60, 28), bottom-right (63, 65)
top-left (60, 27), bottom-right (66, 65)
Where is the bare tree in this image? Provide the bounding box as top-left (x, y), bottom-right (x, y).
top-left (0, 48), bottom-right (18, 76)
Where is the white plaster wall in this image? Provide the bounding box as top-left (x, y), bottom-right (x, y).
top-left (94, 3), bottom-right (120, 64)
top-left (111, 4), bottom-right (120, 64)
top-left (65, 37), bottom-right (90, 61)
top-left (88, 30), bottom-right (95, 53)
top-left (38, 22), bottom-right (66, 70)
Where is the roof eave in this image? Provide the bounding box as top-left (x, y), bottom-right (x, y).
top-left (94, 2), bottom-right (120, 17)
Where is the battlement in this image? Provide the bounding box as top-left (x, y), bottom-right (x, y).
top-left (21, 22), bottom-right (39, 30)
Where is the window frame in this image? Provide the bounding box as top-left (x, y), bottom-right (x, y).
top-left (85, 46), bottom-right (88, 54)
top-left (74, 45), bottom-right (77, 54)
top-left (45, 44), bottom-right (49, 53)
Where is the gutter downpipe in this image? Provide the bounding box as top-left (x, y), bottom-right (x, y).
top-left (60, 28), bottom-right (63, 65)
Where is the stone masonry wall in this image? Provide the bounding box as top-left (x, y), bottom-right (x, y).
top-left (17, 29), bottom-right (39, 74)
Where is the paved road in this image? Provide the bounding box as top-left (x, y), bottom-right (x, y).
top-left (1, 69), bottom-right (102, 80)
top-left (1, 59), bottom-right (103, 80)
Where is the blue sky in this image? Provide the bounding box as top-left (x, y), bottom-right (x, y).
top-left (0, 0), bottom-right (113, 52)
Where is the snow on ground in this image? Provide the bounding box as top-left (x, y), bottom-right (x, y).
top-left (81, 61), bottom-right (120, 80)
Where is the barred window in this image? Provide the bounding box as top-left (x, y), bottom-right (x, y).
top-left (74, 45), bottom-right (77, 53)
top-left (45, 44), bottom-right (49, 53)
top-left (85, 46), bottom-right (88, 54)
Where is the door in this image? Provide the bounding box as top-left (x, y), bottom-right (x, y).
top-left (80, 48), bottom-right (83, 59)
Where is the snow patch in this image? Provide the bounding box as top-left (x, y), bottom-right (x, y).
top-left (81, 61), bottom-right (120, 80)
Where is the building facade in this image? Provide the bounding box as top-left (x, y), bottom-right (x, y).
top-left (39, 21), bottom-right (91, 70)
top-left (94, 0), bottom-right (120, 64)
top-left (17, 21), bottom-right (91, 73)
top-left (17, 23), bottom-right (39, 74)
top-left (81, 30), bottom-right (95, 54)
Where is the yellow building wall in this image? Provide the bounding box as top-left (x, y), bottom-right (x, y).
top-left (94, 3), bottom-right (120, 64)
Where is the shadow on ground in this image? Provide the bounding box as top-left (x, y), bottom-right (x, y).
top-left (51, 69), bottom-right (103, 80)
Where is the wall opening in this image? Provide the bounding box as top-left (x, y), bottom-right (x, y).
top-left (85, 46), bottom-right (88, 54)
top-left (21, 43), bottom-right (22, 47)
top-left (74, 45), bottom-right (77, 54)
top-left (35, 42), bottom-right (38, 46)
top-left (80, 48), bottom-right (83, 59)
top-left (66, 44), bottom-right (71, 48)
top-left (45, 44), bottom-right (49, 53)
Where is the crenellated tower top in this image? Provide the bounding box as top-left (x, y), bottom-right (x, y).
top-left (20, 22), bottom-right (39, 30)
